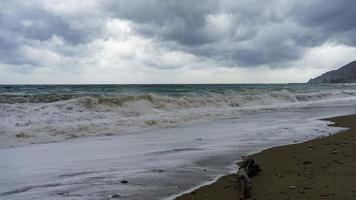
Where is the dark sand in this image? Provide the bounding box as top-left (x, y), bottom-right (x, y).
top-left (176, 114), bottom-right (356, 200)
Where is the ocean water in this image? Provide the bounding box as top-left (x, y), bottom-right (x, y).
top-left (1, 84), bottom-right (356, 199)
top-left (1, 84), bottom-right (356, 148)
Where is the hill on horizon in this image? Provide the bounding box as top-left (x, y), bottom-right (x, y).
top-left (308, 61), bottom-right (356, 84)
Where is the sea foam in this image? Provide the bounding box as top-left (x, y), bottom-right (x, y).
top-left (1, 85), bottom-right (356, 148)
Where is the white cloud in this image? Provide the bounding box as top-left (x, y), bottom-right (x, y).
top-left (2, 40), bottom-right (356, 84)
top-left (290, 43), bottom-right (356, 81)
top-left (205, 13), bottom-right (233, 39)
top-left (41, 0), bottom-right (102, 17)
top-left (20, 20), bottom-right (34, 28)
top-left (20, 45), bottom-right (62, 66)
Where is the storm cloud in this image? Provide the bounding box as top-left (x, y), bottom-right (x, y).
top-left (0, 0), bottom-right (356, 83)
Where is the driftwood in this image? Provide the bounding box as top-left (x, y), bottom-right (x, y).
top-left (237, 158), bottom-right (261, 200)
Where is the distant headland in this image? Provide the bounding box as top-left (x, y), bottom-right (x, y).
top-left (308, 60), bottom-right (356, 83)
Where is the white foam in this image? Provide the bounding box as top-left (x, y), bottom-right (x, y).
top-left (1, 89), bottom-right (356, 148)
top-left (0, 105), bottom-right (352, 200)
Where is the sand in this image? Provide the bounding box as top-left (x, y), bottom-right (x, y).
top-left (175, 114), bottom-right (356, 200)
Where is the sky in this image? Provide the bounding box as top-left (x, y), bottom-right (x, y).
top-left (0, 0), bottom-right (356, 84)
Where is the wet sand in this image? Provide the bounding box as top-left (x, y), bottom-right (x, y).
top-left (175, 114), bottom-right (356, 200)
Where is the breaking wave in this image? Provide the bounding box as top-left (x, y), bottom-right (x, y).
top-left (1, 88), bottom-right (356, 148)
top-left (2, 89), bottom-right (356, 107)
top-left (71, 89), bottom-right (356, 111)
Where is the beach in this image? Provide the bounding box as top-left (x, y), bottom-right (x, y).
top-left (2, 0), bottom-right (356, 199)
top-left (176, 114), bottom-right (356, 200)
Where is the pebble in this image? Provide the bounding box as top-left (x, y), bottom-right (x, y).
top-left (320, 193), bottom-right (329, 199)
top-left (121, 180), bottom-right (129, 184)
top-left (277, 174), bottom-right (283, 178)
top-left (298, 189), bottom-right (305, 194)
top-left (289, 186), bottom-right (297, 189)
top-left (330, 151), bottom-right (338, 154)
top-left (302, 161), bottom-right (312, 165)
top-left (107, 194), bottom-right (121, 199)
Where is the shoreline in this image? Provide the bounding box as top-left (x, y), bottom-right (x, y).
top-left (175, 114), bottom-right (356, 200)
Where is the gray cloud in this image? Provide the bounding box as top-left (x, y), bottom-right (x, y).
top-left (294, 0), bottom-right (356, 32)
top-left (105, 0), bottom-right (356, 67)
top-left (0, 1), bottom-right (102, 44)
top-left (293, 0), bottom-right (356, 46)
top-left (0, 0), bottom-right (356, 70)
top-left (0, 0), bottom-right (104, 67)
top-left (107, 0), bottom-right (219, 46)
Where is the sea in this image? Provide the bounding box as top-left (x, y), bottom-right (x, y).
top-left (1, 84), bottom-right (356, 199)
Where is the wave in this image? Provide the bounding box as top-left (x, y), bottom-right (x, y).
top-left (0, 94), bottom-right (79, 103)
top-left (1, 89), bottom-right (356, 148)
top-left (2, 90), bottom-right (356, 118)
top-left (54, 89), bottom-right (356, 111)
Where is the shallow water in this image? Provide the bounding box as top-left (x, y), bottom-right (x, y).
top-left (1, 103), bottom-right (356, 200)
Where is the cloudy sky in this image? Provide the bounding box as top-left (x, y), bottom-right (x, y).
top-left (0, 0), bottom-right (356, 84)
